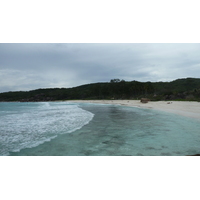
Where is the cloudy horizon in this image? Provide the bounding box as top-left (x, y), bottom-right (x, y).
top-left (0, 43), bottom-right (200, 93)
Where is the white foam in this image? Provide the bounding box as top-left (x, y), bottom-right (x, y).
top-left (0, 102), bottom-right (94, 155)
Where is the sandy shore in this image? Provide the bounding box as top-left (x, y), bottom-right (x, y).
top-left (70, 100), bottom-right (200, 121)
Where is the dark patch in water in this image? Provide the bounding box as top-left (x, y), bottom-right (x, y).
top-left (161, 152), bottom-right (171, 156)
top-left (173, 151), bottom-right (181, 154)
top-left (84, 150), bottom-right (94, 156)
top-left (102, 141), bottom-right (110, 144)
top-left (145, 147), bottom-right (156, 150)
top-left (137, 153), bottom-right (144, 156)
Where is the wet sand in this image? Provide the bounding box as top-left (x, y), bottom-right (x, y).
top-left (70, 100), bottom-right (200, 121)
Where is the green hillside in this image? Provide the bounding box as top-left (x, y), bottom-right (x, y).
top-left (0, 78), bottom-right (200, 102)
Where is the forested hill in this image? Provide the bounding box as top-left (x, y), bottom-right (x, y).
top-left (1, 78), bottom-right (200, 102)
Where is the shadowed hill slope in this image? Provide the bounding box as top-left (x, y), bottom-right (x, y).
top-left (0, 78), bottom-right (200, 102)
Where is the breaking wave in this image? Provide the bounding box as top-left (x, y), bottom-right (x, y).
top-left (0, 102), bottom-right (94, 155)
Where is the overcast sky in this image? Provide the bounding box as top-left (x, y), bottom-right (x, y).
top-left (0, 43), bottom-right (200, 92)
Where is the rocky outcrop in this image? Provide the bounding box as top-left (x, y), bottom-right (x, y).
top-left (140, 98), bottom-right (150, 103)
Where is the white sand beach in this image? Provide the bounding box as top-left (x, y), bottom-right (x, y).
top-left (70, 100), bottom-right (200, 121)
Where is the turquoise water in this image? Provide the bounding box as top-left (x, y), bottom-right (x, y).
top-left (1, 102), bottom-right (200, 156)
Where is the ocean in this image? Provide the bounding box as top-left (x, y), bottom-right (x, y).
top-left (0, 101), bottom-right (200, 156)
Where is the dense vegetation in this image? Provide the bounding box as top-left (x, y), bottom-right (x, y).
top-left (0, 78), bottom-right (200, 102)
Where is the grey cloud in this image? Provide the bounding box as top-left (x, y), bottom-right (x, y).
top-left (0, 43), bottom-right (200, 92)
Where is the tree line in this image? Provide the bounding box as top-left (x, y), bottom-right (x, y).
top-left (0, 78), bottom-right (200, 102)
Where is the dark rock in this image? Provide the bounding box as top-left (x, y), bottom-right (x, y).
top-left (140, 98), bottom-right (150, 103)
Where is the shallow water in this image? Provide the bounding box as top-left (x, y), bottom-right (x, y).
top-left (2, 102), bottom-right (199, 156)
top-left (0, 102), bottom-right (94, 156)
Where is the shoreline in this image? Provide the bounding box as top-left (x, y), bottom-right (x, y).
top-left (69, 100), bottom-right (200, 121)
top-left (70, 100), bottom-right (200, 156)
